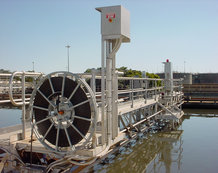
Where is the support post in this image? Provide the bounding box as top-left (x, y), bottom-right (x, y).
top-left (91, 69), bottom-right (97, 148)
top-left (22, 73), bottom-right (26, 139)
top-left (136, 109), bottom-right (141, 131)
top-left (131, 79), bottom-right (134, 108)
top-left (155, 80), bottom-right (157, 101)
top-left (91, 69), bottom-right (96, 95)
top-left (145, 79), bottom-right (147, 103)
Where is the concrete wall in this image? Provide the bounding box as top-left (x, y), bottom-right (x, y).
top-left (157, 73), bottom-right (192, 84)
top-left (157, 73), bottom-right (218, 84)
top-left (192, 73), bottom-right (218, 84)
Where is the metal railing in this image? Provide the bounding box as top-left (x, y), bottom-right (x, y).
top-left (1, 70), bottom-right (183, 142)
top-left (77, 73), bottom-right (165, 104)
top-left (9, 72), bottom-right (43, 106)
top-left (8, 71), bottom-right (43, 139)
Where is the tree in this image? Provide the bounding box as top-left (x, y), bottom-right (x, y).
top-left (0, 69), bottom-right (11, 73)
top-left (117, 66), bottom-right (142, 78)
top-left (146, 72), bottom-right (161, 86)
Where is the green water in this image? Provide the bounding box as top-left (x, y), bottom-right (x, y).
top-left (89, 109), bottom-right (218, 173)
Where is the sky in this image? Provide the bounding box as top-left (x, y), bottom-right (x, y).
top-left (0, 0), bottom-right (217, 74)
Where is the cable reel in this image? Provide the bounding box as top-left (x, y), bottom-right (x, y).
top-left (30, 71), bottom-right (98, 154)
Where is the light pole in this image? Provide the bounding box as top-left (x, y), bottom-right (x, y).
top-left (32, 61), bottom-right (35, 72)
top-left (66, 45), bottom-right (70, 72)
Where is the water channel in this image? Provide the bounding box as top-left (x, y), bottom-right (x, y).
top-left (0, 107), bottom-right (218, 173)
top-left (88, 109), bottom-right (218, 173)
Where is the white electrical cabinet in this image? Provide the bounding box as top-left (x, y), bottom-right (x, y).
top-left (96, 5), bottom-right (130, 42)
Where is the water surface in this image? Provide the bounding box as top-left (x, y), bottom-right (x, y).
top-left (0, 105), bottom-right (21, 128)
top-left (88, 109), bottom-right (218, 173)
top-left (0, 107), bottom-right (218, 173)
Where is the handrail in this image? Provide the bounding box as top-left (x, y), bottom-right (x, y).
top-left (8, 71), bottom-right (43, 140)
top-left (9, 71), bottom-right (43, 106)
top-left (76, 73), bottom-right (164, 81)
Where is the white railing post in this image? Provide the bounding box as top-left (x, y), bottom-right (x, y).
top-left (21, 72), bottom-right (26, 139)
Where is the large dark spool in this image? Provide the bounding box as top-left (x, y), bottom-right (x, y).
top-left (33, 77), bottom-right (91, 147)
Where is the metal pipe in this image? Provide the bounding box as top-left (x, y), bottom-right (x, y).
top-left (66, 45), bottom-right (70, 72)
top-left (21, 73), bottom-right (26, 139)
top-left (9, 72), bottom-right (23, 106)
top-left (132, 110), bottom-right (163, 127)
top-left (0, 98), bottom-right (30, 104)
top-left (91, 69), bottom-right (96, 95)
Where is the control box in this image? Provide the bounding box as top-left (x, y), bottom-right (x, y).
top-left (96, 5), bottom-right (130, 42)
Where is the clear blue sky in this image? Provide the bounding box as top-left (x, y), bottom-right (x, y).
top-left (0, 0), bottom-right (217, 74)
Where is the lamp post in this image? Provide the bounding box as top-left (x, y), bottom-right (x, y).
top-left (32, 61), bottom-right (35, 72)
top-left (66, 45), bottom-right (70, 72)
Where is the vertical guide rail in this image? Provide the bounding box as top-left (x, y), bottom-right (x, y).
top-left (104, 38), bottom-right (122, 145)
top-left (112, 40), bottom-right (118, 139)
top-left (101, 38), bottom-right (106, 145)
top-left (106, 40), bottom-right (112, 145)
top-left (113, 71), bottom-right (118, 138)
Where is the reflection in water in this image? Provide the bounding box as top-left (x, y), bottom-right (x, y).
top-left (1, 107), bottom-right (218, 172)
top-left (146, 131), bottom-right (183, 173)
top-left (88, 110), bottom-right (218, 173)
top-left (183, 108), bottom-right (218, 117)
top-left (0, 104), bottom-right (21, 110)
top-left (89, 129), bottom-right (183, 173)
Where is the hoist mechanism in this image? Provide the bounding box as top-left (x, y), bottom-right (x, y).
top-left (29, 71), bottom-right (98, 154)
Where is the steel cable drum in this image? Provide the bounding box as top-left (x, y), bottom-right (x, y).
top-left (29, 71), bottom-right (98, 154)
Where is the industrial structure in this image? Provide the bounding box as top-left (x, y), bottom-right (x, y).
top-left (0, 5), bottom-right (184, 172)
